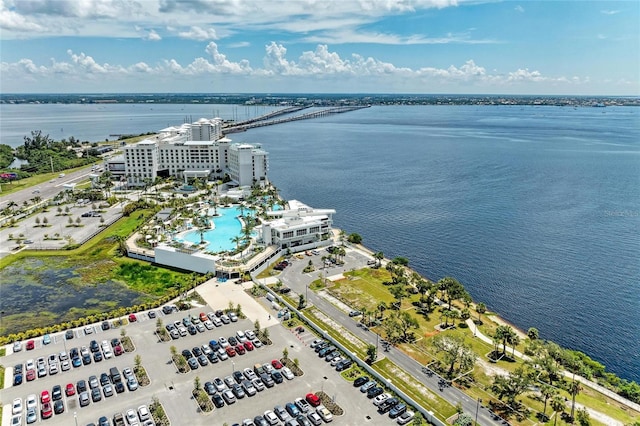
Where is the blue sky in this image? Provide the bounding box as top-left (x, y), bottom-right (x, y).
top-left (1, 0), bottom-right (638, 95)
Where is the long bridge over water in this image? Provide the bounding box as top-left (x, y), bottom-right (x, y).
top-left (222, 105), bottom-right (370, 134)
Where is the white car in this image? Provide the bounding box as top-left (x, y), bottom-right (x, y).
top-left (236, 330), bottom-right (247, 342)
top-left (330, 356), bottom-right (343, 366)
top-left (281, 367), bottom-right (294, 380)
top-left (203, 320), bottom-right (214, 330)
top-left (373, 392), bottom-right (391, 406)
top-left (397, 410), bottom-right (415, 425)
top-left (25, 394), bottom-right (37, 410)
top-left (125, 408), bottom-right (139, 425)
top-left (103, 347), bottom-right (113, 359)
top-left (12, 398), bottom-right (22, 415)
top-left (13, 341), bottom-right (22, 352)
top-left (25, 359), bottom-right (35, 370)
top-left (245, 330), bottom-right (256, 340)
top-left (317, 406), bottom-right (333, 422)
top-left (252, 338), bottom-right (263, 348)
top-left (252, 378), bottom-right (265, 392)
top-left (138, 405), bottom-right (150, 421)
top-left (60, 360), bottom-right (71, 371)
top-left (263, 410), bottom-right (279, 425)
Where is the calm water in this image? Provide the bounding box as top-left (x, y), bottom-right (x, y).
top-left (1, 103), bottom-right (638, 382)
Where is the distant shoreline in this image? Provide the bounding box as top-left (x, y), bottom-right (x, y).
top-left (1, 92), bottom-right (638, 107)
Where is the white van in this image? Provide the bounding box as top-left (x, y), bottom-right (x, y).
top-left (266, 293), bottom-right (275, 302)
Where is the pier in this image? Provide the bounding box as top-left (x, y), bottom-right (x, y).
top-left (222, 105), bottom-right (370, 133)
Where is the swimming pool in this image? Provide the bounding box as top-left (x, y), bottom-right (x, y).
top-left (182, 206), bottom-right (250, 253)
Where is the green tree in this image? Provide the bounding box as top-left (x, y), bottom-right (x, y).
top-left (347, 233), bottom-right (362, 244)
top-left (539, 383), bottom-right (557, 419)
top-left (376, 301), bottom-right (387, 319)
top-left (550, 395), bottom-right (565, 426)
top-left (569, 378), bottom-right (583, 421)
top-left (576, 407), bottom-right (590, 426)
top-left (438, 277), bottom-right (468, 310)
top-left (194, 376), bottom-right (201, 390)
top-left (134, 354), bottom-right (142, 369)
top-left (432, 335), bottom-right (476, 378)
top-left (366, 344), bottom-right (377, 364)
top-left (491, 367), bottom-right (531, 406)
top-left (282, 347), bottom-right (289, 359)
top-left (527, 327), bottom-right (539, 340)
top-left (475, 302), bottom-right (487, 323)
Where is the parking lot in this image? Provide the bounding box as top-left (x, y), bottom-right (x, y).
top-left (2, 278), bottom-right (405, 426)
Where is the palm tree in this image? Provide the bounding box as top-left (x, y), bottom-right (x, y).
top-left (374, 251), bottom-right (384, 267)
top-left (550, 395), bottom-right (565, 426)
top-left (540, 383), bottom-right (557, 419)
top-left (377, 301), bottom-right (387, 319)
top-left (230, 235), bottom-right (242, 251)
top-left (569, 377), bottom-right (582, 421)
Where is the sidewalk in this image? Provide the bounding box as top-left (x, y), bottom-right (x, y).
top-left (465, 318), bottom-right (640, 414)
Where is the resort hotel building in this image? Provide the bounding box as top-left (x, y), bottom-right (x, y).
top-left (114, 117), bottom-right (268, 187)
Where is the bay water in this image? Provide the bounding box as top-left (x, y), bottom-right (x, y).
top-left (1, 103), bottom-right (638, 382)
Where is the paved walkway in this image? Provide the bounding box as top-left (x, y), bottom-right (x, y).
top-left (465, 318), bottom-right (640, 415)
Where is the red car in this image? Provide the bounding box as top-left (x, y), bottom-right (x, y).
top-left (271, 359), bottom-right (283, 369)
top-left (41, 390), bottom-right (51, 404)
top-left (128, 314), bottom-right (137, 322)
top-left (26, 369), bottom-right (36, 381)
top-left (243, 341), bottom-right (254, 351)
top-left (26, 340), bottom-right (35, 350)
top-left (225, 346), bottom-right (236, 357)
top-left (41, 402), bottom-right (53, 419)
top-left (114, 345), bottom-right (123, 356)
top-left (306, 393), bottom-right (321, 407)
top-left (235, 345), bottom-right (245, 355)
top-left (65, 383), bottom-right (75, 396)
top-left (199, 312), bottom-right (208, 322)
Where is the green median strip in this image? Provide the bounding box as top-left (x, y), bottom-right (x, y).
top-left (303, 307), bottom-right (367, 359)
top-left (372, 358), bottom-right (457, 422)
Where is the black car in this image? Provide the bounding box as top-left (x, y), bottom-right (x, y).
top-left (212, 393), bottom-right (224, 408)
top-left (228, 336), bottom-right (238, 346)
top-left (187, 325), bottom-right (197, 335)
top-left (114, 381), bottom-right (125, 394)
top-left (77, 380), bottom-right (87, 393)
top-left (110, 338), bottom-right (120, 348)
top-left (101, 321), bottom-right (110, 331)
top-left (367, 386), bottom-right (384, 399)
top-left (271, 370), bottom-right (284, 384)
top-left (100, 373), bottom-right (110, 386)
top-left (182, 349), bottom-right (192, 358)
top-left (162, 306), bottom-right (173, 315)
top-left (254, 415), bottom-right (269, 426)
top-left (207, 352), bottom-right (219, 363)
top-left (93, 351), bottom-right (103, 362)
top-left (14, 364), bottom-right (23, 374)
top-left (98, 416), bottom-right (110, 426)
top-left (52, 385), bottom-right (63, 400)
top-left (166, 323), bottom-right (175, 332)
top-left (233, 371), bottom-right (245, 383)
top-left (353, 376), bottom-right (369, 387)
top-left (318, 346), bottom-right (335, 357)
top-left (82, 353), bottom-right (92, 365)
top-left (13, 373), bottom-right (23, 386)
top-left (336, 359), bottom-right (353, 371)
top-left (204, 381), bottom-right (216, 395)
top-left (65, 330), bottom-right (74, 340)
top-left (91, 387), bottom-right (102, 402)
top-left (192, 346), bottom-right (203, 357)
top-left (378, 397), bottom-right (399, 413)
top-left (90, 340), bottom-right (100, 352)
top-left (53, 400), bottom-right (65, 414)
top-left (70, 347), bottom-right (79, 358)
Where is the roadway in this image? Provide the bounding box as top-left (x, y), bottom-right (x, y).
top-left (272, 247), bottom-right (505, 426)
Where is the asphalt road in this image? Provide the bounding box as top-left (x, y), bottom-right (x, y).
top-left (274, 247), bottom-right (506, 426)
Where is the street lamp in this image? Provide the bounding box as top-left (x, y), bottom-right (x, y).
top-left (475, 398), bottom-right (482, 425)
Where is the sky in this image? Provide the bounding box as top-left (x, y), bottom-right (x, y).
top-left (0, 0), bottom-right (638, 95)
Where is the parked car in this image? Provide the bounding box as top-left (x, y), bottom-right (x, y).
top-left (305, 393), bottom-right (321, 407)
top-left (389, 403), bottom-right (407, 419)
top-left (316, 406), bottom-right (333, 422)
top-left (396, 410), bottom-right (415, 425)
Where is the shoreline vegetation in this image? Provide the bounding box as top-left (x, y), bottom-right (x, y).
top-left (0, 130), bottom-right (638, 425)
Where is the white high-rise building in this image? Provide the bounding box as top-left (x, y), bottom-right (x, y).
top-left (122, 118), bottom-right (268, 186)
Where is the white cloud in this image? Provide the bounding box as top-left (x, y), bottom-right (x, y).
top-left (177, 26), bottom-right (218, 41)
top-left (600, 9), bottom-right (620, 15)
top-left (0, 42), bottom-right (599, 93)
top-left (145, 30), bottom-right (162, 41)
top-left (514, 5), bottom-right (524, 13)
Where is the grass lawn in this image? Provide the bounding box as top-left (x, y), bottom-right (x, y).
top-left (303, 307), bottom-right (367, 358)
top-left (0, 163), bottom-right (97, 197)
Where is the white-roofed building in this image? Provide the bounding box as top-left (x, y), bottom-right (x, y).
top-left (260, 200), bottom-right (335, 250)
